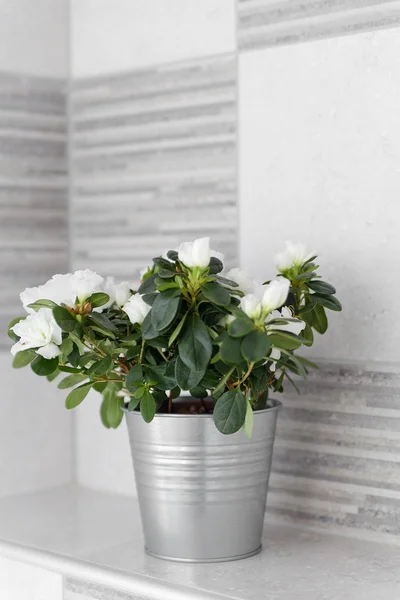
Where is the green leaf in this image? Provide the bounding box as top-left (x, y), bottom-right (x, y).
top-left (142, 312), bottom-right (159, 340)
top-left (213, 390), bottom-right (247, 435)
top-left (298, 302), bottom-right (317, 316)
top-left (228, 315), bottom-right (254, 338)
top-left (12, 349), bottom-right (35, 368)
top-left (60, 337), bottom-right (74, 362)
top-left (153, 256), bottom-right (174, 270)
top-left (107, 393), bottom-right (124, 429)
top-left (140, 389), bottom-right (156, 423)
top-left (268, 331), bottom-right (302, 351)
top-left (243, 398), bottom-right (254, 439)
top-left (87, 292), bottom-right (110, 308)
top-left (201, 282), bottom-right (230, 307)
top-left (178, 314), bottom-right (212, 378)
top-left (138, 273), bottom-right (157, 294)
top-left (93, 381), bottom-right (108, 392)
top-left (241, 330), bottom-right (271, 362)
top-left (65, 382), bottom-right (92, 409)
top-left (168, 312), bottom-right (187, 346)
top-left (312, 304), bottom-right (328, 334)
top-left (100, 395), bottom-right (111, 428)
top-left (31, 356), bottom-right (58, 376)
top-left (157, 268), bottom-right (176, 279)
top-left (208, 256), bottom-right (223, 274)
top-left (53, 306), bottom-right (76, 332)
top-left (27, 299), bottom-right (58, 311)
top-left (215, 275), bottom-right (239, 288)
top-left (128, 396), bottom-right (140, 411)
top-left (212, 366), bottom-right (235, 398)
top-left (89, 312), bottom-right (118, 332)
top-left (125, 346), bottom-right (140, 360)
top-left (58, 372), bottom-right (88, 389)
top-left (220, 336), bottom-right (243, 365)
top-left (46, 369), bottom-right (60, 382)
top-left (68, 343), bottom-right (80, 367)
top-left (144, 365), bottom-right (176, 391)
top-left (301, 323), bottom-right (314, 346)
top-left (311, 295), bottom-right (342, 312)
top-left (167, 250), bottom-right (178, 261)
top-left (307, 280), bottom-right (336, 295)
top-left (88, 355), bottom-right (112, 377)
top-left (8, 317), bottom-right (24, 341)
top-left (175, 355), bottom-right (204, 390)
top-left (58, 365), bottom-right (80, 373)
top-left (273, 369), bottom-right (285, 392)
top-left (199, 369), bottom-right (220, 389)
top-left (126, 364), bottom-right (143, 390)
top-left (151, 289), bottom-right (181, 332)
top-left (189, 386), bottom-right (208, 398)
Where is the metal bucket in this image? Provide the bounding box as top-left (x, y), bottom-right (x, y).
top-left (124, 399), bottom-right (281, 562)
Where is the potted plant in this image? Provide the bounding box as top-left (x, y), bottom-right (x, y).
top-left (8, 238), bottom-right (341, 562)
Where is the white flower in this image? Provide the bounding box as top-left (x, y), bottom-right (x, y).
top-left (268, 347), bottom-right (281, 372)
top-left (275, 241), bottom-right (315, 273)
top-left (226, 268), bottom-right (263, 296)
top-left (266, 306), bottom-right (306, 336)
top-left (261, 279), bottom-right (290, 313)
top-left (178, 237), bottom-right (210, 269)
top-left (105, 277), bottom-right (133, 308)
top-left (240, 294), bottom-right (262, 320)
top-left (11, 308), bottom-right (62, 359)
top-left (69, 269), bottom-right (104, 303)
top-left (123, 294), bottom-right (151, 325)
top-left (20, 273), bottom-right (75, 313)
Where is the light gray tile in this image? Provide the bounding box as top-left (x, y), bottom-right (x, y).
top-left (238, 0), bottom-right (400, 51)
top-left (0, 72), bottom-right (68, 349)
top-left (70, 55), bottom-right (238, 279)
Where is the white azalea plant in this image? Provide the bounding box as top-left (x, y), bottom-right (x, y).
top-left (8, 239), bottom-right (341, 436)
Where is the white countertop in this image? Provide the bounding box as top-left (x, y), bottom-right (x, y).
top-left (0, 485), bottom-right (399, 600)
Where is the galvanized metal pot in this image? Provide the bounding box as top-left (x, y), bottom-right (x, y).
top-left (124, 399), bottom-right (281, 563)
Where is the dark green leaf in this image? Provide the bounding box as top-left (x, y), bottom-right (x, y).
top-left (142, 293), bottom-right (158, 306)
top-left (126, 364), bottom-right (143, 390)
top-left (46, 369), bottom-right (60, 382)
top-left (215, 275), bottom-right (239, 288)
top-left (151, 289), bottom-right (181, 332)
top-left (58, 365), bottom-right (80, 373)
top-left (12, 349), bottom-right (35, 368)
top-left (31, 356), bottom-right (58, 376)
top-left (220, 336), bottom-right (243, 365)
top-left (89, 312), bottom-right (118, 332)
top-left (140, 389), bottom-right (156, 423)
top-left (157, 268), bottom-right (176, 279)
top-left (142, 312), bottom-right (159, 340)
top-left (58, 372), bottom-right (88, 389)
top-left (175, 355), bottom-right (204, 390)
top-left (201, 282), bottom-right (230, 307)
top-left (87, 292), bottom-right (110, 308)
top-left (228, 314), bottom-right (254, 338)
top-left (53, 306), bottom-right (76, 332)
top-left (65, 382), bottom-right (92, 409)
top-left (144, 364), bottom-right (176, 391)
top-left (189, 386), bottom-right (208, 398)
top-left (168, 312), bottom-right (187, 346)
top-left (213, 390), bottom-right (246, 435)
top-left (126, 346), bottom-right (140, 360)
top-left (302, 323), bottom-right (314, 346)
top-left (312, 304), bottom-right (328, 334)
top-left (212, 366), bottom-right (235, 398)
top-left (298, 302), bottom-right (317, 316)
top-left (93, 381), bottom-right (108, 393)
top-left (267, 331), bottom-right (302, 350)
top-left (27, 299), bottom-right (58, 311)
top-left (128, 396), bottom-right (140, 411)
top-left (199, 369), bottom-right (221, 389)
top-left (68, 343), bottom-right (80, 367)
top-left (178, 314), bottom-right (212, 378)
top-left (312, 294), bottom-right (342, 312)
top-left (153, 256), bottom-right (174, 270)
top-left (88, 355), bottom-right (112, 377)
top-left (167, 250), bottom-right (178, 261)
top-left (138, 273), bottom-right (157, 294)
top-left (208, 256), bottom-right (223, 274)
top-left (241, 330), bottom-right (271, 362)
top-left (307, 280), bottom-right (336, 295)
top-left (8, 317), bottom-right (24, 341)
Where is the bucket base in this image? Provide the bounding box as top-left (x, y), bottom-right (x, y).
top-left (145, 544), bottom-right (262, 563)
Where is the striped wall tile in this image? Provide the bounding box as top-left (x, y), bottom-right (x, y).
top-left (267, 364), bottom-right (400, 541)
top-left (0, 73), bottom-right (68, 349)
top-left (70, 55), bottom-right (237, 279)
top-left (238, 0), bottom-right (400, 51)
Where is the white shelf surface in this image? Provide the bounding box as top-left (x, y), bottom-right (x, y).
top-left (0, 485), bottom-right (399, 600)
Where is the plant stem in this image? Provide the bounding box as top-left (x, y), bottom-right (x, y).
top-left (233, 362), bottom-right (255, 388)
top-left (139, 339), bottom-right (145, 364)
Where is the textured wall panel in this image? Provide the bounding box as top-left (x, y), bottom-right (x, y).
top-left (71, 56), bottom-right (237, 278)
top-left (70, 55), bottom-right (237, 279)
top-left (268, 364), bottom-right (400, 541)
top-left (0, 72), bottom-right (68, 348)
top-left (238, 0), bottom-right (400, 50)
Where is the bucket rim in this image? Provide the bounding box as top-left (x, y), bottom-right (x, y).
top-left (122, 398), bottom-right (282, 418)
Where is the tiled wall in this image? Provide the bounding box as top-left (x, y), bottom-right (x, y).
top-left (0, 0), bottom-right (72, 498)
